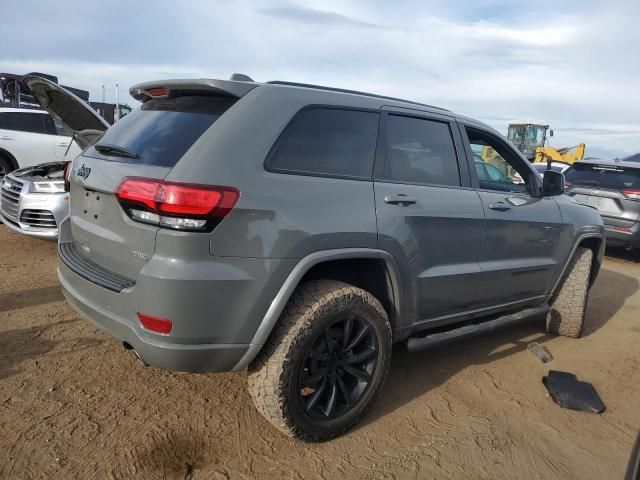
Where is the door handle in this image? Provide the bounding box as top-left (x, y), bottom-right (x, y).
top-left (384, 195), bottom-right (416, 206)
top-left (0, 136), bottom-right (13, 141)
top-left (488, 201), bottom-right (511, 212)
top-left (58, 142), bottom-right (70, 147)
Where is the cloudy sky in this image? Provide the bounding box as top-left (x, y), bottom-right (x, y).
top-left (2, 0), bottom-right (638, 158)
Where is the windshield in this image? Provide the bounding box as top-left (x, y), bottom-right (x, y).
top-left (84, 95), bottom-right (236, 167)
top-left (507, 125), bottom-right (546, 149)
top-left (565, 163), bottom-right (640, 190)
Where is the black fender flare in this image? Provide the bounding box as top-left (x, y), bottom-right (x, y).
top-left (231, 248), bottom-right (403, 371)
top-left (550, 228), bottom-right (605, 295)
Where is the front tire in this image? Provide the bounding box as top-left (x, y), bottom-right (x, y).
top-left (247, 280), bottom-right (392, 442)
top-left (546, 247), bottom-right (593, 338)
top-left (0, 155), bottom-right (13, 182)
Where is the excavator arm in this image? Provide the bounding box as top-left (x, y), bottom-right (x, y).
top-left (534, 143), bottom-right (586, 165)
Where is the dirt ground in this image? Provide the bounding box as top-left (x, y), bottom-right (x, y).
top-left (0, 225), bottom-right (639, 480)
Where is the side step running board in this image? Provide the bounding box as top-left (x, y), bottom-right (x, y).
top-left (406, 304), bottom-right (550, 353)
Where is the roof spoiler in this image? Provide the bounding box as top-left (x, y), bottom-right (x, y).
top-left (130, 75), bottom-right (258, 102)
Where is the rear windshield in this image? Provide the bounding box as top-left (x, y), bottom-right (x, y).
top-left (84, 95), bottom-right (235, 167)
top-left (565, 163), bottom-right (640, 190)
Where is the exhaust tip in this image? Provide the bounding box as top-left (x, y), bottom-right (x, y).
top-left (122, 341), bottom-right (148, 367)
top-left (132, 350), bottom-right (149, 367)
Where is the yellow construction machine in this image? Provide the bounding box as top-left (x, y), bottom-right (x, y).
top-left (506, 122), bottom-right (585, 165)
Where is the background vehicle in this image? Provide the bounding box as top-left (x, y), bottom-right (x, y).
top-left (0, 107), bottom-right (81, 180)
top-left (0, 80), bottom-right (111, 236)
top-left (29, 74), bottom-right (605, 442)
top-left (565, 159), bottom-right (640, 251)
top-left (533, 161), bottom-right (571, 178)
top-left (0, 162), bottom-right (71, 239)
top-left (621, 153), bottom-right (640, 163)
top-left (0, 72), bottom-right (130, 181)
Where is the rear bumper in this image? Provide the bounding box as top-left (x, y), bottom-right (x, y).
top-left (604, 223), bottom-right (640, 249)
top-left (58, 263), bottom-right (250, 371)
top-left (57, 244), bottom-right (296, 373)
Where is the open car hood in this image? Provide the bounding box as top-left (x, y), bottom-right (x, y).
top-left (23, 76), bottom-right (110, 149)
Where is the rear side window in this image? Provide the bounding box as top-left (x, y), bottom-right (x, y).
top-left (85, 95), bottom-right (236, 167)
top-left (0, 112), bottom-right (47, 134)
top-left (379, 115), bottom-right (460, 186)
top-left (42, 114), bottom-right (70, 136)
top-left (565, 163), bottom-right (640, 190)
top-left (267, 108), bottom-right (379, 179)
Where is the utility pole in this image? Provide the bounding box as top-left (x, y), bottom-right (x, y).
top-left (115, 83), bottom-right (120, 121)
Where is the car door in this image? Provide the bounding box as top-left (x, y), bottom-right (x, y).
top-left (374, 109), bottom-right (485, 323)
top-left (42, 113), bottom-right (82, 161)
top-left (460, 122), bottom-right (562, 306)
top-left (0, 111), bottom-right (55, 168)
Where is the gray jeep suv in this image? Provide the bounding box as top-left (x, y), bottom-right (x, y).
top-left (25, 75), bottom-right (605, 441)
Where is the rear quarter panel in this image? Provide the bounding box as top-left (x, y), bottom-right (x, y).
top-left (165, 85), bottom-right (381, 259)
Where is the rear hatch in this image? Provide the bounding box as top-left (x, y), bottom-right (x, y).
top-left (565, 162), bottom-right (640, 227)
top-left (26, 77), bottom-right (249, 281)
top-left (24, 75), bottom-right (110, 149)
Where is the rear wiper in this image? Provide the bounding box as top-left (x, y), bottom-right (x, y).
top-left (94, 143), bottom-right (139, 159)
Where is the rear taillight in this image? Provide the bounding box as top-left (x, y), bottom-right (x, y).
top-left (146, 87), bottom-right (168, 98)
top-left (137, 313), bottom-right (172, 334)
top-left (116, 177), bottom-right (239, 231)
top-left (614, 226), bottom-right (632, 233)
top-left (622, 189), bottom-right (640, 200)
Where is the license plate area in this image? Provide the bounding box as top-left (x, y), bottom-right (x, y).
top-left (573, 194), bottom-right (620, 214)
top-left (81, 189), bottom-right (105, 221)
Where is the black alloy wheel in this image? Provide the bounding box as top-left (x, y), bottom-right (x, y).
top-left (297, 315), bottom-right (378, 420)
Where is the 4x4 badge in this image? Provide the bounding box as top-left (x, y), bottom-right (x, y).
top-left (77, 164), bottom-right (91, 180)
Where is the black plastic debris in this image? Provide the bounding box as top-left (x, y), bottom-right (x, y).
top-left (542, 371), bottom-right (605, 413)
top-left (527, 342), bottom-right (553, 363)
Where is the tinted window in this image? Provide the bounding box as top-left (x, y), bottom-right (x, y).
top-left (380, 115), bottom-right (460, 186)
top-left (565, 163), bottom-right (640, 190)
top-left (84, 96), bottom-right (236, 167)
top-left (0, 112), bottom-right (47, 134)
top-left (465, 127), bottom-right (529, 193)
top-left (41, 114), bottom-right (70, 136)
top-left (267, 108), bottom-right (379, 179)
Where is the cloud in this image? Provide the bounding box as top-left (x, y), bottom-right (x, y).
top-left (0, 0), bottom-right (638, 157)
top-left (258, 5), bottom-right (383, 29)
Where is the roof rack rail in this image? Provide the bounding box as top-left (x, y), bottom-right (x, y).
top-left (266, 81), bottom-right (450, 112)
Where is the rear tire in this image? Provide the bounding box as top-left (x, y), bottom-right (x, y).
top-left (546, 247), bottom-right (593, 338)
top-left (247, 280), bottom-right (392, 442)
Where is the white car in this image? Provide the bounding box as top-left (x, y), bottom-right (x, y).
top-left (0, 107), bottom-right (82, 180)
top-left (532, 161), bottom-right (571, 178)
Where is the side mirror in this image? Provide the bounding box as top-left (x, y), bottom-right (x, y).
top-left (549, 129), bottom-right (554, 137)
top-left (542, 170), bottom-right (565, 196)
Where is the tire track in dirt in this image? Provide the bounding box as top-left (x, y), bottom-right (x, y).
top-left (1, 227), bottom-right (640, 479)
